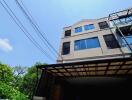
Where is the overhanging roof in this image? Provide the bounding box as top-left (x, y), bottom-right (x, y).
top-left (37, 57), bottom-right (132, 78)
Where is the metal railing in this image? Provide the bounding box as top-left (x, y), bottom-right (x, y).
top-left (108, 8), bottom-right (132, 53)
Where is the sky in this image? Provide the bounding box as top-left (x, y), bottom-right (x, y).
top-left (0, 0), bottom-right (132, 67)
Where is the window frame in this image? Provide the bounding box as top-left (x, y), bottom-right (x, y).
top-left (75, 26), bottom-right (82, 33)
top-left (103, 34), bottom-right (120, 49)
top-left (84, 24), bottom-right (95, 31)
top-left (98, 21), bottom-right (109, 29)
top-left (74, 37), bottom-right (100, 51)
top-left (62, 42), bottom-right (70, 55)
top-left (65, 30), bottom-right (71, 37)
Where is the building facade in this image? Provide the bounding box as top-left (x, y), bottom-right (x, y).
top-left (57, 8), bottom-right (132, 63)
top-left (34, 8), bottom-right (132, 100)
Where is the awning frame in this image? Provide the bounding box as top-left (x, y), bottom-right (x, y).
top-left (37, 57), bottom-right (132, 78)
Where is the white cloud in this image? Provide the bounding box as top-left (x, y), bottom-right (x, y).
top-left (0, 38), bottom-right (13, 52)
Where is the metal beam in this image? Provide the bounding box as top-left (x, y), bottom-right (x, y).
top-left (114, 61), bottom-right (126, 75)
top-left (37, 57), bottom-right (132, 69)
top-left (105, 62), bottom-right (110, 75)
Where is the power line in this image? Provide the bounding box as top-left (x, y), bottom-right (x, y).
top-left (19, 0), bottom-right (40, 30)
top-left (16, 0), bottom-right (63, 61)
top-left (15, 0), bottom-right (63, 61)
top-left (15, 0), bottom-right (57, 58)
top-left (16, 0), bottom-right (54, 54)
top-left (0, 0), bottom-right (54, 61)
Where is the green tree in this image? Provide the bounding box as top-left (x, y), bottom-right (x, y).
top-left (19, 63), bottom-right (44, 98)
top-left (0, 62), bottom-right (45, 99)
top-left (0, 63), bottom-right (14, 84)
top-left (0, 63), bottom-right (27, 99)
top-left (0, 82), bottom-right (27, 100)
top-left (12, 66), bottom-right (27, 89)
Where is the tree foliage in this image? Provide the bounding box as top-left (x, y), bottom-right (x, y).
top-left (0, 62), bottom-right (45, 99)
top-left (0, 63), bottom-right (27, 99)
top-left (19, 63), bottom-right (43, 98)
top-left (13, 66), bottom-right (27, 76)
top-left (0, 82), bottom-right (27, 100)
top-left (0, 63), bottom-right (14, 84)
top-left (12, 66), bottom-right (27, 88)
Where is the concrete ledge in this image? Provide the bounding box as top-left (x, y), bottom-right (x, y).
top-left (33, 96), bottom-right (46, 100)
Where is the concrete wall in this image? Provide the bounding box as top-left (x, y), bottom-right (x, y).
top-left (57, 17), bottom-right (130, 63)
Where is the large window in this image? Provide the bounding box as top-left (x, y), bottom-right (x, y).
top-left (75, 27), bottom-right (82, 33)
top-left (62, 42), bottom-right (70, 55)
top-left (65, 30), bottom-right (71, 37)
top-left (84, 24), bottom-right (95, 30)
top-left (74, 37), bottom-right (100, 51)
top-left (98, 21), bottom-right (109, 29)
top-left (103, 34), bottom-right (120, 49)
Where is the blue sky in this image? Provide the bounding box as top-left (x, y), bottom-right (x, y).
top-left (0, 0), bottom-right (132, 67)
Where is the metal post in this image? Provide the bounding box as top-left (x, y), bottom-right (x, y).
top-left (124, 9), bottom-right (132, 23)
top-left (115, 13), bottom-right (124, 24)
top-left (112, 18), bottom-right (132, 53)
top-left (126, 10), bottom-right (132, 24)
top-left (31, 66), bottom-right (39, 100)
top-left (108, 14), bottom-right (124, 51)
top-left (36, 66), bottom-right (38, 84)
top-left (108, 14), bottom-right (115, 34)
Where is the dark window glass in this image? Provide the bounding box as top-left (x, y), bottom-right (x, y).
top-left (65, 30), bottom-right (71, 37)
top-left (84, 24), bottom-right (95, 30)
top-left (75, 37), bottom-right (100, 50)
top-left (62, 42), bottom-right (70, 55)
top-left (103, 34), bottom-right (120, 49)
top-left (98, 21), bottom-right (109, 29)
top-left (75, 27), bottom-right (82, 33)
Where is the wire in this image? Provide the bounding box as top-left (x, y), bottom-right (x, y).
top-left (0, 0), bottom-right (54, 61)
top-left (15, 0), bottom-right (63, 61)
top-left (19, 0), bottom-right (40, 30)
top-left (16, 0), bottom-right (63, 61)
top-left (16, 0), bottom-right (57, 58)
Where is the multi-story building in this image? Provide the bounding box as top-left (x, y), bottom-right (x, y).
top-left (34, 8), bottom-right (132, 100)
top-left (57, 8), bottom-right (132, 63)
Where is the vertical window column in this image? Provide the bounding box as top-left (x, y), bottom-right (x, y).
top-left (62, 42), bottom-right (70, 55)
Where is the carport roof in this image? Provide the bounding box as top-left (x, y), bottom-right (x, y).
top-left (37, 57), bottom-right (132, 78)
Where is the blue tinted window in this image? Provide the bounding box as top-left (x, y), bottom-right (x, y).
top-left (75, 39), bottom-right (86, 50)
top-left (75, 27), bottom-right (82, 33)
top-left (75, 37), bottom-right (100, 51)
top-left (122, 36), bottom-right (132, 46)
top-left (84, 24), bottom-right (95, 30)
top-left (126, 36), bottom-right (132, 44)
top-left (86, 37), bottom-right (100, 48)
top-left (124, 36), bottom-right (132, 51)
